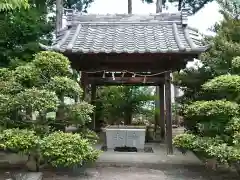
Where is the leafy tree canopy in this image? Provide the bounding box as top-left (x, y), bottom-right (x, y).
top-left (48, 0), bottom-right (94, 12)
top-left (168, 0), bottom-right (214, 14)
top-left (0, 0), bottom-right (53, 68)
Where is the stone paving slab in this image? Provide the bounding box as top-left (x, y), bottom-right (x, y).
top-left (42, 167), bottom-right (239, 180)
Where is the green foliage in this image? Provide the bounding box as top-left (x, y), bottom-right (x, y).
top-left (66, 102), bottom-right (94, 126)
top-left (79, 128), bottom-right (99, 144)
top-left (0, 0), bottom-right (53, 67)
top-left (14, 88), bottom-right (59, 112)
top-left (211, 144), bottom-right (240, 163)
top-left (97, 86), bottom-right (154, 125)
top-left (0, 51), bottom-right (98, 170)
top-left (0, 68), bottom-right (12, 81)
top-left (192, 136), bottom-right (224, 153)
top-left (226, 117), bottom-right (240, 134)
top-left (40, 131), bottom-right (100, 167)
top-left (48, 0), bottom-right (94, 12)
top-left (168, 0), bottom-right (214, 14)
top-left (0, 80), bottom-right (23, 95)
top-left (184, 100), bottom-right (239, 136)
top-left (0, 128), bottom-right (39, 153)
top-left (217, 0), bottom-right (240, 19)
top-left (173, 133), bottom-right (196, 150)
top-left (33, 51), bottom-right (71, 78)
top-left (0, 51), bottom-right (94, 133)
top-left (14, 64), bottom-right (40, 88)
top-left (174, 133), bottom-right (240, 163)
top-left (174, 1), bottom-right (240, 167)
top-left (233, 132), bottom-right (240, 145)
top-left (0, 129), bottom-right (101, 168)
top-left (202, 74), bottom-right (240, 102)
top-left (232, 56), bottom-right (240, 73)
top-left (46, 76), bottom-right (82, 98)
top-left (203, 75), bottom-right (240, 92)
top-left (0, 94), bottom-right (13, 114)
top-left (201, 2), bottom-right (240, 75)
top-left (173, 64), bottom-right (214, 106)
top-left (184, 100), bottom-right (239, 119)
top-left (0, 0), bottom-right (29, 11)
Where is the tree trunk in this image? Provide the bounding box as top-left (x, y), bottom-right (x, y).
top-left (26, 153), bottom-right (40, 172)
top-left (55, 95), bottom-right (66, 131)
top-left (156, 0), bottom-right (163, 13)
top-left (128, 0), bottom-right (132, 14)
top-left (56, 0), bottom-right (63, 33)
top-left (124, 111), bottom-right (132, 125)
top-left (178, 0), bottom-right (183, 11)
top-left (26, 107), bottom-right (32, 120)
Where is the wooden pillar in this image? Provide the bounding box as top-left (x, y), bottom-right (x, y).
top-left (80, 72), bottom-right (88, 101)
top-left (154, 86), bottom-right (159, 132)
top-left (159, 84), bottom-right (165, 140)
top-left (91, 84), bottom-right (97, 130)
top-left (165, 72), bottom-right (173, 155)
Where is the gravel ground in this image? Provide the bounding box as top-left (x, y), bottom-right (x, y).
top-left (42, 167), bottom-right (240, 180)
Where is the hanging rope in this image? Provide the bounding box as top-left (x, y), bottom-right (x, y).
top-left (82, 70), bottom-right (171, 77)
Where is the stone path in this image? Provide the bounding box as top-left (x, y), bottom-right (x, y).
top-left (42, 167), bottom-right (239, 180)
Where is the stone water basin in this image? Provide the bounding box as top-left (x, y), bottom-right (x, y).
top-left (104, 125), bottom-right (146, 150)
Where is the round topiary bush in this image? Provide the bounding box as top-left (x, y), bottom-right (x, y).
top-left (173, 133), bottom-right (196, 151)
top-left (0, 128), bottom-right (39, 154)
top-left (40, 131), bottom-right (101, 168)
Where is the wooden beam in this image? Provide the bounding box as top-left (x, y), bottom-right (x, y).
top-left (72, 62), bottom-right (187, 72)
top-left (68, 53), bottom-right (192, 72)
top-left (87, 77), bottom-right (164, 85)
top-left (165, 72), bottom-right (173, 155)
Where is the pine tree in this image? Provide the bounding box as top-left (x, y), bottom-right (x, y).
top-left (173, 0), bottom-right (240, 169)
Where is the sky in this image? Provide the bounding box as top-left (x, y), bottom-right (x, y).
top-left (88, 0), bottom-right (222, 34)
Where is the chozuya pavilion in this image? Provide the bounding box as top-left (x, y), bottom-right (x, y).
top-left (40, 8), bottom-right (209, 154)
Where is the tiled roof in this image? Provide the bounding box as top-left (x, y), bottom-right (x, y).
top-left (40, 9), bottom-right (209, 54)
